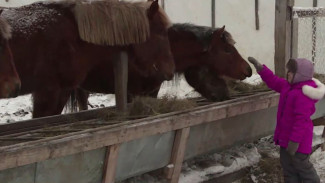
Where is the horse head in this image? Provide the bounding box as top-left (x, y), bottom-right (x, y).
top-left (0, 12), bottom-right (20, 98)
top-left (132, 0), bottom-right (175, 81)
top-left (205, 26), bottom-right (252, 80)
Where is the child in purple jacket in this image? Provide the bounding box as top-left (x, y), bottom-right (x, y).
top-left (248, 57), bottom-right (325, 183)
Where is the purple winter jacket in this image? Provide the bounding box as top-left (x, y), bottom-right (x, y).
top-left (258, 65), bottom-right (325, 154)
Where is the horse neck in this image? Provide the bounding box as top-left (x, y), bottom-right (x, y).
top-left (169, 31), bottom-right (207, 74)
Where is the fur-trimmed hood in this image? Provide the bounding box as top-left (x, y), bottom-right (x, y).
top-left (302, 78), bottom-right (325, 100)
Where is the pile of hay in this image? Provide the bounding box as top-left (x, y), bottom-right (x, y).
top-left (96, 96), bottom-right (197, 121)
top-left (128, 96), bottom-right (197, 116)
top-left (225, 79), bottom-right (269, 96)
top-left (241, 155), bottom-right (284, 183)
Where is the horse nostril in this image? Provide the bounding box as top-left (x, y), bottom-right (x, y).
top-left (164, 73), bottom-right (174, 81)
top-left (247, 67), bottom-right (252, 76)
top-left (11, 83), bottom-right (21, 97)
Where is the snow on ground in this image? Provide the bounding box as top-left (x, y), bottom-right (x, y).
top-left (0, 74), bottom-right (324, 182)
top-left (178, 145), bottom-right (262, 183)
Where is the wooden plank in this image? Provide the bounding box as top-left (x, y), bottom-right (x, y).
top-left (0, 93), bottom-right (280, 171)
top-left (166, 127), bottom-right (190, 183)
top-left (211, 0), bottom-right (215, 28)
top-left (255, 0), bottom-right (260, 30)
top-left (102, 144), bottom-right (120, 183)
top-left (114, 51), bottom-right (128, 112)
top-left (274, 0), bottom-right (294, 77)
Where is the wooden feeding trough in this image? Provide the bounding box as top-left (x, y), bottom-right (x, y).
top-left (0, 91), bottom-right (325, 183)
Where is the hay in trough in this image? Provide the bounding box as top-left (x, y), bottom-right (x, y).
top-left (225, 78), bottom-right (269, 96)
top-left (73, 1), bottom-right (150, 45)
top-left (128, 96), bottom-right (197, 116)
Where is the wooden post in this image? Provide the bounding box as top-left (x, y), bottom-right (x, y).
top-left (165, 127), bottom-right (190, 183)
top-left (161, 0), bottom-right (165, 10)
top-left (274, 0), bottom-right (295, 77)
top-left (291, 15), bottom-right (299, 58)
top-left (312, 0), bottom-right (318, 63)
top-left (211, 0), bottom-right (216, 28)
top-left (102, 144), bottom-right (121, 183)
top-left (255, 0), bottom-right (260, 30)
top-left (114, 51), bottom-right (128, 112)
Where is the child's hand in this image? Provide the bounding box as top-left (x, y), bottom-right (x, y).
top-left (248, 57), bottom-right (263, 72)
top-left (286, 141), bottom-right (299, 156)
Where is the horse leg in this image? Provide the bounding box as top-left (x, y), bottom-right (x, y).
top-left (33, 89), bottom-right (74, 118)
top-left (32, 89), bottom-right (61, 118)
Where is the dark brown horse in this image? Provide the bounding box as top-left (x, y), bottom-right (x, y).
top-left (70, 23), bottom-right (252, 110)
top-left (0, 14), bottom-right (20, 98)
top-left (1, 0), bottom-right (174, 118)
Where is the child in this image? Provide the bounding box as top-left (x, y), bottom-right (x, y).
top-left (248, 57), bottom-right (325, 183)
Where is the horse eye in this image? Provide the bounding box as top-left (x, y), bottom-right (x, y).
top-left (224, 48), bottom-right (232, 54)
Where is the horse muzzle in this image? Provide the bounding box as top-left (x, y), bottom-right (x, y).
top-left (6, 81), bottom-right (21, 98)
top-left (164, 72), bottom-right (174, 81)
top-left (9, 83), bottom-right (21, 98)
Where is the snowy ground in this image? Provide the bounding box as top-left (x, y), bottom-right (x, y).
top-left (0, 74), bottom-right (324, 182)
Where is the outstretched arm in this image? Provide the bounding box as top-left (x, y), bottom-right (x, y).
top-left (248, 57), bottom-right (288, 93)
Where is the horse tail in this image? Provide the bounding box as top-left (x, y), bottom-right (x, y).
top-left (64, 89), bottom-right (79, 113)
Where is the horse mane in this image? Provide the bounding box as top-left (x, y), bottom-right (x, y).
top-left (0, 17), bottom-right (11, 40)
top-left (73, 1), bottom-right (169, 46)
top-left (170, 23), bottom-right (236, 48)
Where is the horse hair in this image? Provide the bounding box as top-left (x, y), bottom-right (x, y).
top-left (74, 1), bottom-right (170, 46)
top-left (170, 23), bottom-right (236, 49)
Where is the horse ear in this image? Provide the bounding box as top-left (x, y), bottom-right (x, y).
top-left (147, 0), bottom-right (159, 19)
top-left (215, 26), bottom-right (225, 37)
top-left (208, 25), bottom-right (226, 51)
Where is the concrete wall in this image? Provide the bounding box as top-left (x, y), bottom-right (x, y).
top-left (0, 0), bottom-right (321, 72)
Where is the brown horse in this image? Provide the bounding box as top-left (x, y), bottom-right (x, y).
top-left (0, 14), bottom-right (20, 98)
top-left (70, 23), bottom-right (252, 110)
top-left (1, 0), bottom-right (174, 118)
